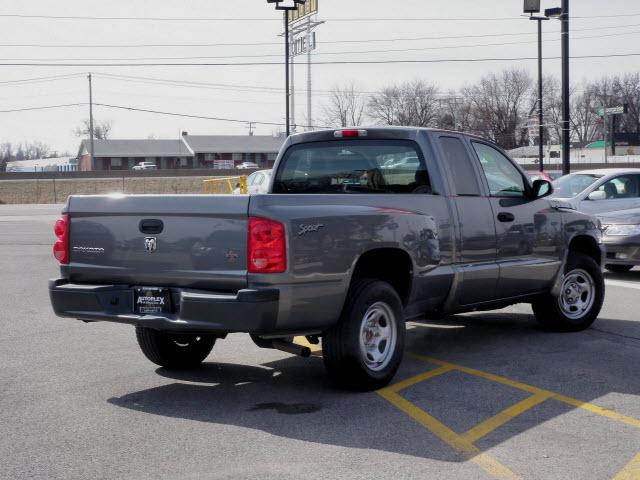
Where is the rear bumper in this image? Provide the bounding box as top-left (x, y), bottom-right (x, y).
top-left (49, 278), bottom-right (279, 334)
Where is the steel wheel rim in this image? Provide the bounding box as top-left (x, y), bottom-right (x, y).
top-left (358, 301), bottom-right (397, 372)
top-left (558, 268), bottom-right (595, 320)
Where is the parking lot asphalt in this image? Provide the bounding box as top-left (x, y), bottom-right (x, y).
top-left (1, 204), bottom-right (639, 480)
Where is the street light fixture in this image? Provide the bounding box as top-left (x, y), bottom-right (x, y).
top-left (267, 0), bottom-right (307, 137)
top-left (523, 1), bottom-right (549, 172)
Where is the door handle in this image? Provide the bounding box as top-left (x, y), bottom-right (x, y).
top-left (497, 212), bottom-right (515, 223)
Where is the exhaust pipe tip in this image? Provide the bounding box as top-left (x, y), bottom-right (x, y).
top-left (271, 339), bottom-right (311, 358)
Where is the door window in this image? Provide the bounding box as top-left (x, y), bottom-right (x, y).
top-left (595, 175), bottom-right (640, 199)
top-left (472, 143), bottom-right (526, 198)
top-left (438, 137), bottom-right (481, 196)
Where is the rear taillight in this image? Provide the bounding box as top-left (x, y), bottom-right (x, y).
top-left (53, 214), bottom-right (69, 264)
top-left (248, 217), bottom-right (286, 273)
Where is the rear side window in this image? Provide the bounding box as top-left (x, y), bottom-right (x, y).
top-left (594, 174), bottom-right (640, 199)
top-left (438, 136), bottom-right (481, 196)
top-left (273, 140), bottom-right (431, 194)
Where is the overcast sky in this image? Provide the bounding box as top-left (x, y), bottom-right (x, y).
top-left (1, 0), bottom-right (638, 154)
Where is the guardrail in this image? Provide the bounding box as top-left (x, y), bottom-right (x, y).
top-left (203, 176), bottom-right (247, 194)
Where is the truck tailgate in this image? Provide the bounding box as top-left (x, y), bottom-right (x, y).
top-left (65, 195), bottom-right (249, 290)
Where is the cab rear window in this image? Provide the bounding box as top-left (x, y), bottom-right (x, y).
top-left (272, 140), bottom-right (431, 194)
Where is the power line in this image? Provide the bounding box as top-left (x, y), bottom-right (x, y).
top-left (93, 102), bottom-right (327, 129)
top-left (0, 13), bottom-right (527, 22)
top-left (1, 22), bottom-right (638, 49)
top-left (0, 103), bottom-right (86, 113)
top-left (9, 29), bottom-right (638, 62)
top-left (0, 73), bottom-right (84, 85)
top-left (2, 13), bottom-right (640, 21)
top-left (1, 52), bottom-right (640, 67)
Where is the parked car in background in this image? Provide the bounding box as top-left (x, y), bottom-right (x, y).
top-left (236, 161), bottom-right (259, 170)
top-left (527, 171), bottom-right (553, 183)
top-left (598, 207), bottom-right (640, 272)
top-left (132, 161), bottom-right (157, 171)
top-left (234, 169), bottom-right (272, 195)
top-left (551, 168), bottom-right (640, 214)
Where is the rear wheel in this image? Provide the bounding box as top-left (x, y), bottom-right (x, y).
top-left (532, 252), bottom-right (604, 332)
top-left (135, 327), bottom-right (215, 369)
top-left (323, 279), bottom-right (405, 391)
top-left (605, 264), bottom-right (633, 273)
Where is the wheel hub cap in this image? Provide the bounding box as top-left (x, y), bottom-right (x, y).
top-left (558, 269), bottom-right (595, 320)
top-left (359, 302), bottom-right (397, 372)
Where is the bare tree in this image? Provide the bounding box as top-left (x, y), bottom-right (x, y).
top-left (322, 82), bottom-right (367, 127)
top-left (570, 82), bottom-right (600, 144)
top-left (465, 69), bottom-right (533, 149)
top-left (74, 118), bottom-right (113, 140)
top-left (367, 80), bottom-right (441, 127)
top-left (612, 73), bottom-right (640, 134)
top-left (438, 92), bottom-right (474, 132)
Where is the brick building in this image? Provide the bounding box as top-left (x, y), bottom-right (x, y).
top-left (77, 134), bottom-right (284, 171)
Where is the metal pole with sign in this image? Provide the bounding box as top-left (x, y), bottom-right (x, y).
top-left (287, 0), bottom-right (322, 131)
top-left (268, 0), bottom-right (307, 137)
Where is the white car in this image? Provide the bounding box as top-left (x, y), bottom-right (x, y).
top-left (236, 162), bottom-right (259, 170)
top-left (132, 161), bottom-right (157, 171)
top-left (551, 168), bottom-right (640, 214)
top-left (234, 169), bottom-right (272, 195)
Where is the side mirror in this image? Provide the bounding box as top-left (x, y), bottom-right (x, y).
top-left (531, 179), bottom-right (553, 199)
top-left (588, 190), bottom-right (606, 201)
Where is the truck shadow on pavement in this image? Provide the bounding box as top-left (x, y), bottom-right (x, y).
top-left (107, 312), bottom-right (640, 464)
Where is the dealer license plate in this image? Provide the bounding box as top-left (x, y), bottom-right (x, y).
top-left (133, 287), bottom-right (172, 314)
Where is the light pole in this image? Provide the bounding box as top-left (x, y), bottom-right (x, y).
top-left (267, 0), bottom-right (306, 137)
top-left (523, 1), bottom-right (549, 172)
top-left (545, 2), bottom-right (570, 175)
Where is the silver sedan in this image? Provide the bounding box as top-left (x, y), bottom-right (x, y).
top-left (551, 168), bottom-right (640, 214)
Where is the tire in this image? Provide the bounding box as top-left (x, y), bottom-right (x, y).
top-left (532, 252), bottom-right (604, 332)
top-left (135, 327), bottom-right (215, 369)
top-left (605, 264), bottom-right (634, 273)
top-left (323, 279), bottom-right (405, 391)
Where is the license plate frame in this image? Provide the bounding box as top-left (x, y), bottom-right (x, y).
top-left (133, 287), bottom-right (172, 314)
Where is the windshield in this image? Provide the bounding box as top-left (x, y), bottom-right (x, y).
top-left (552, 173), bottom-right (602, 198)
top-left (273, 140), bottom-right (431, 194)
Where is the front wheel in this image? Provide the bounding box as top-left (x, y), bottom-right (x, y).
top-left (135, 327), bottom-right (215, 369)
top-left (323, 279), bottom-right (405, 391)
top-left (532, 252), bottom-right (604, 332)
top-left (605, 264), bottom-right (633, 273)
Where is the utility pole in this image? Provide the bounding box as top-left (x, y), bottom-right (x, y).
top-left (560, 0), bottom-right (570, 175)
top-left (246, 122), bottom-right (255, 136)
top-left (291, 37), bottom-right (296, 133)
top-left (306, 15), bottom-right (313, 130)
top-left (284, 11), bottom-right (291, 137)
top-left (537, 18), bottom-right (545, 171)
top-left (88, 73), bottom-right (95, 166)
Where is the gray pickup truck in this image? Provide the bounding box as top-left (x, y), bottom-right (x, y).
top-left (49, 128), bottom-right (605, 390)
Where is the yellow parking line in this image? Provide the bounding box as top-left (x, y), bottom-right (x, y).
top-left (553, 394), bottom-right (640, 430)
top-left (408, 354), bottom-right (548, 396)
top-left (613, 452), bottom-right (640, 480)
top-left (378, 388), bottom-right (521, 480)
top-left (462, 392), bottom-right (554, 444)
top-left (409, 354), bottom-right (640, 430)
top-left (383, 365), bottom-right (455, 393)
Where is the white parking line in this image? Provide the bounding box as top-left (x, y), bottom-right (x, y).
top-left (606, 279), bottom-right (640, 291)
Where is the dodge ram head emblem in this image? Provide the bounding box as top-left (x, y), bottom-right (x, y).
top-left (144, 237), bottom-right (157, 252)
